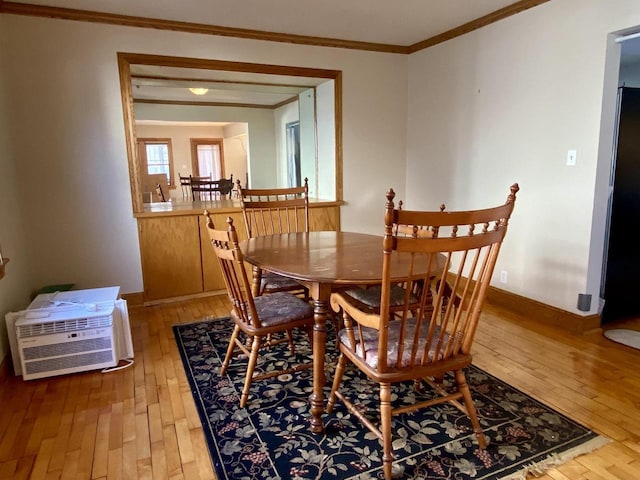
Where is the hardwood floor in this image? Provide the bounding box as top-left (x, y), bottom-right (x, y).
top-left (1, 293), bottom-right (639, 479)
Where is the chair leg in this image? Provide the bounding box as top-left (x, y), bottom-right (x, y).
top-left (286, 329), bottom-right (295, 354)
top-left (327, 354), bottom-right (347, 413)
top-left (455, 369), bottom-right (487, 448)
top-left (220, 324), bottom-right (241, 375)
top-left (380, 382), bottom-right (393, 480)
top-left (413, 379), bottom-right (422, 392)
top-left (240, 335), bottom-right (261, 408)
top-left (329, 310), bottom-right (344, 351)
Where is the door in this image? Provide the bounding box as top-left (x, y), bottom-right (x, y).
top-left (138, 216), bottom-right (203, 301)
top-left (137, 138), bottom-right (174, 196)
top-left (602, 87), bottom-right (640, 323)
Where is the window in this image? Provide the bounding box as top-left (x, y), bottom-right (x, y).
top-left (137, 138), bottom-right (175, 187)
top-left (191, 139), bottom-right (225, 179)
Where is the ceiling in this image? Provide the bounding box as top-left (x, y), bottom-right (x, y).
top-left (9, 0), bottom-right (541, 47)
top-left (130, 65), bottom-right (329, 107)
top-left (112, 0), bottom-right (544, 107)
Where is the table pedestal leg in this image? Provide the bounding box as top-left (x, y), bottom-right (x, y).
top-left (310, 296), bottom-right (329, 434)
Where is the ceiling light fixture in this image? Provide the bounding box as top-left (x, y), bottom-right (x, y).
top-left (189, 87), bottom-right (209, 95)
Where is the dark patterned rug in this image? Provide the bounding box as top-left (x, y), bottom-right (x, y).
top-left (173, 318), bottom-right (608, 480)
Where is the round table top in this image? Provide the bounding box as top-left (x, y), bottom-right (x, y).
top-left (240, 231), bottom-right (442, 286)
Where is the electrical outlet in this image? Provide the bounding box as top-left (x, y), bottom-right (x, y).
top-left (500, 270), bottom-right (508, 284)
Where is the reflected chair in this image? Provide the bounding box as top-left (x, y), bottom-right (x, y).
top-left (191, 174), bottom-right (235, 201)
top-left (204, 213), bottom-right (315, 408)
top-left (178, 173), bottom-right (191, 199)
top-left (216, 174), bottom-right (235, 199)
top-left (190, 175), bottom-right (213, 201)
top-left (238, 178), bottom-right (310, 299)
top-left (154, 183), bottom-right (167, 202)
top-left (327, 183), bottom-right (519, 480)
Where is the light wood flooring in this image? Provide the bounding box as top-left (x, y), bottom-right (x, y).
top-left (0, 293), bottom-right (639, 479)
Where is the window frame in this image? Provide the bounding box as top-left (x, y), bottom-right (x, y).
top-left (190, 138), bottom-right (226, 179)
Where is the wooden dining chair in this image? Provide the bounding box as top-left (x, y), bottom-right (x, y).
top-left (216, 174), bottom-right (235, 199)
top-left (204, 213), bottom-right (315, 408)
top-left (327, 183), bottom-right (519, 480)
top-left (190, 175), bottom-right (213, 201)
top-left (340, 203), bottom-right (447, 318)
top-left (178, 173), bottom-right (191, 199)
top-left (238, 178), bottom-right (310, 299)
top-left (154, 183), bottom-right (167, 202)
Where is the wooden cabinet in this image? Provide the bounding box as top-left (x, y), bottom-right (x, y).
top-left (138, 215), bottom-right (203, 301)
top-left (199, 211), bottom-right (247, 292)
top-left (137, 204), bottom-right (340, 302)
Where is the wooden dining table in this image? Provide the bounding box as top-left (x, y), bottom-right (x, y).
top-left (240, 230), bottom-right (444, 434)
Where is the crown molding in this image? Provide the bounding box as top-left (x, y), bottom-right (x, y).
top-left (0, 1), bottom-right (407, 53)
top-left (1, 1), bottom-right (550, 54)
top-left (407, 0), bottom-right (551, 53)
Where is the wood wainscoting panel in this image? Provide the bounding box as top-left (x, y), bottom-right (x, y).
top-left (138, 215), bottom-right (203, 301)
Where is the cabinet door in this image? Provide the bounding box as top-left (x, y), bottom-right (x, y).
top-left (309, 206), bottom-right (340, 231)
top-left (139, 216), bottom-right (203, 301)
top-left (200, 212), bottom-right (248, 292)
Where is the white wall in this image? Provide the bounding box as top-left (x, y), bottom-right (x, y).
top-left (274, 101), bottom-right (299, 187)
top-left (299, 89), bottom-right (317, 196)
top-left (0, 17), bottom-right (33, 361)
top-left (317, 81), bottom-right (336, 201)
top-left (0, 14), bottom-right (408, 300)
top-left (406, 0), bottom-right (640, 315)
top-left (3, 1), bottom-right (639, 359)
top-left (273, 81), bottom-right (336, 200)
top-left (222, 123), bottom-right (249, 190)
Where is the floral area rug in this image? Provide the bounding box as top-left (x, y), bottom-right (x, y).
top-left (173, 318), bottom-right (608, 480)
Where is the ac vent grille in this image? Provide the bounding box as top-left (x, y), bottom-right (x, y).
top-left (17, 316), bottom-right (112, 338)
top-left (21, 337), bottom-right (113, 361)
top-left (24, 350), bottom-right (115, 375)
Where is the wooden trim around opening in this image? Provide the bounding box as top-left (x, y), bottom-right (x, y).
top-left (118, 52), bottom-right (343, 214)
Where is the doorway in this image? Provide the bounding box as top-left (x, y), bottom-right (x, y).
top-left (137, 137), bottom-right (174, 202)
top-left (602, 87), bottom-right (640, 323)
top-left (286, 121), bottom-right (301, 187)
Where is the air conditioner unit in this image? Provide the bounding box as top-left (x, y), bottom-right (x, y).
top-left (5, 287), bottom-right (134, 380)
